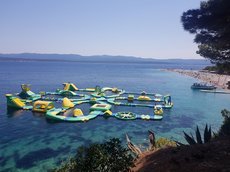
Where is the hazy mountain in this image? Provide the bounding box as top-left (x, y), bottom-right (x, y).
top-left (0, 53), bottom-right (210, 64)
top-left (0, 53), bottom-right (212, 70)
top-left (0, 53), bottom-right (143, 62)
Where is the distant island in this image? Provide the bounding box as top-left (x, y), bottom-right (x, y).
top-left (0, 53), bottom-right (210, 65)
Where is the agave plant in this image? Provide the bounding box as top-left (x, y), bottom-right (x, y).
top-left (183, 124), bottom-right (212, 145)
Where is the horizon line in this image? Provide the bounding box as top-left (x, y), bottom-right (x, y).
top-left (0, 52), bottom-right (205, 61)
top-left (0, 52), bottom-right (204, 60)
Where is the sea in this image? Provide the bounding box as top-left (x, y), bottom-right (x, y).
top-left (0, 59), bottom-right (229, 171)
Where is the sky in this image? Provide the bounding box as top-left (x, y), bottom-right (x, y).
top-left (0, 0), bottom-right (203, 59)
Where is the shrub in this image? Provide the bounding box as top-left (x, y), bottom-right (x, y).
top-left (219, 109), bottom-right (230, 136)
top-left (203, 66), bottom-right (217, 72)
top-left (155, 138), bottom-right (177, 148)
top-left (54, 138), bottom-right (134, 172)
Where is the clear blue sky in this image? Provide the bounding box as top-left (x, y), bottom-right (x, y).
top-left (0, 0), bottom-right (203, 59)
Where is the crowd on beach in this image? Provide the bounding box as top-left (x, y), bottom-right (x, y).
top-left (168, 69), bottom-right (230, 90)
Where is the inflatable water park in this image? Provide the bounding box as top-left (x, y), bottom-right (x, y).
top-left (5, 83), bottom-right (173, 122)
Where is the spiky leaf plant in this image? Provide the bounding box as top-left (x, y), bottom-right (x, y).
top-left (183, 131), bottom-right (196, 145)
top-left (204, 124), bottom-right (212, 143)
top-left (196, 126), bottom-right (203, 144)
top-left (184, 124), bottom-right (212, 145)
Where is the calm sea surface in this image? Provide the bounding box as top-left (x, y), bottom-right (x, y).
top-left (0, 60), bottom-right (229, 171)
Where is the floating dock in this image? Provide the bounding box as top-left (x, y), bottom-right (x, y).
top-left (200, 90), bottom-right (230, 94)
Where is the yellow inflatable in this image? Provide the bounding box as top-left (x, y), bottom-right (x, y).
top-left (137, 96), bottom-right (151, 101)
top-left (73, 108), bottom-right (83, 116)
top-left (62, 97), bottom-right (74, 108)
top-left (33, 101), bottom-right (54, 113)
top-left (141, 114), bottom-right (151, 120)
top-left (154, 106), bottom-right (163, 115)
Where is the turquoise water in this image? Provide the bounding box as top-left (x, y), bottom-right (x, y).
top-left (0, 61), bottom-right (229, 171)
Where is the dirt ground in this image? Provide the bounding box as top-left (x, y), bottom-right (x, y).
top-left (132, 137), bottom-right (230, 172)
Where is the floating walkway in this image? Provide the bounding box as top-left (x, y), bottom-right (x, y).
top-left (5, 83), bottom-right (174, 122)
top-left (200, 90), bottom-right (230, 94)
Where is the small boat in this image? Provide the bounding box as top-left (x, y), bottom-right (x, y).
top-left (191, 82), bottom-right (217, 90)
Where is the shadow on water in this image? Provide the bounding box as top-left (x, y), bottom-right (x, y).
top-left (0, 156), bottom-right (8, 167)
top-left (176, 115), bottom-right (196, 128)
top-left (32, 112), bottom-right (46, 118)
top-left (7, 107), bottom-right (24, 118)
top-left (45, 118), bottom-right (63, 124)
top-left (15, 146), bottom-right (70, 169)
top-left (154, 115), bottom-right (196, 134)
top-left (7, 107), bottom-right (47, 119)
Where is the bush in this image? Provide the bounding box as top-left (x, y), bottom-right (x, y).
top-left (203, 63), bottom-right (230, 74)
top-left (54, 138), bottom-right (134, 172)
top-left (155, 138), bottom-right (177, 148)
top-left (219, 109), bottom-right (230, 136)
top-left (203, 66), bottom-right (218, 72)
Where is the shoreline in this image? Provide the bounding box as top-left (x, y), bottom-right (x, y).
top-left (167, 69), bottom-right (230, 90)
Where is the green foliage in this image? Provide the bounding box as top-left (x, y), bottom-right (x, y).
top-left (155, 138), bottom-right (177, 148)
top-left (181, 0), bottom-right (230, 65)
top-left (55, 157), bottom-right (77, 172)
top-left (219, 109), bottom-right (230, 136)
top-left (203, 65), bottom-right (218, 72)
top-left (203, 64), bottom-right (230, 74)
top-left (184, 125), bottom-right (212, 145)
top-left (54, 138), bottom-right (134, 172)
top-left (216, 63), bottom-right (230, 74)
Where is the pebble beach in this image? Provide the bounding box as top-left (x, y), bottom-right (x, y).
top-left (168, 69), bottom-right (230, 90)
